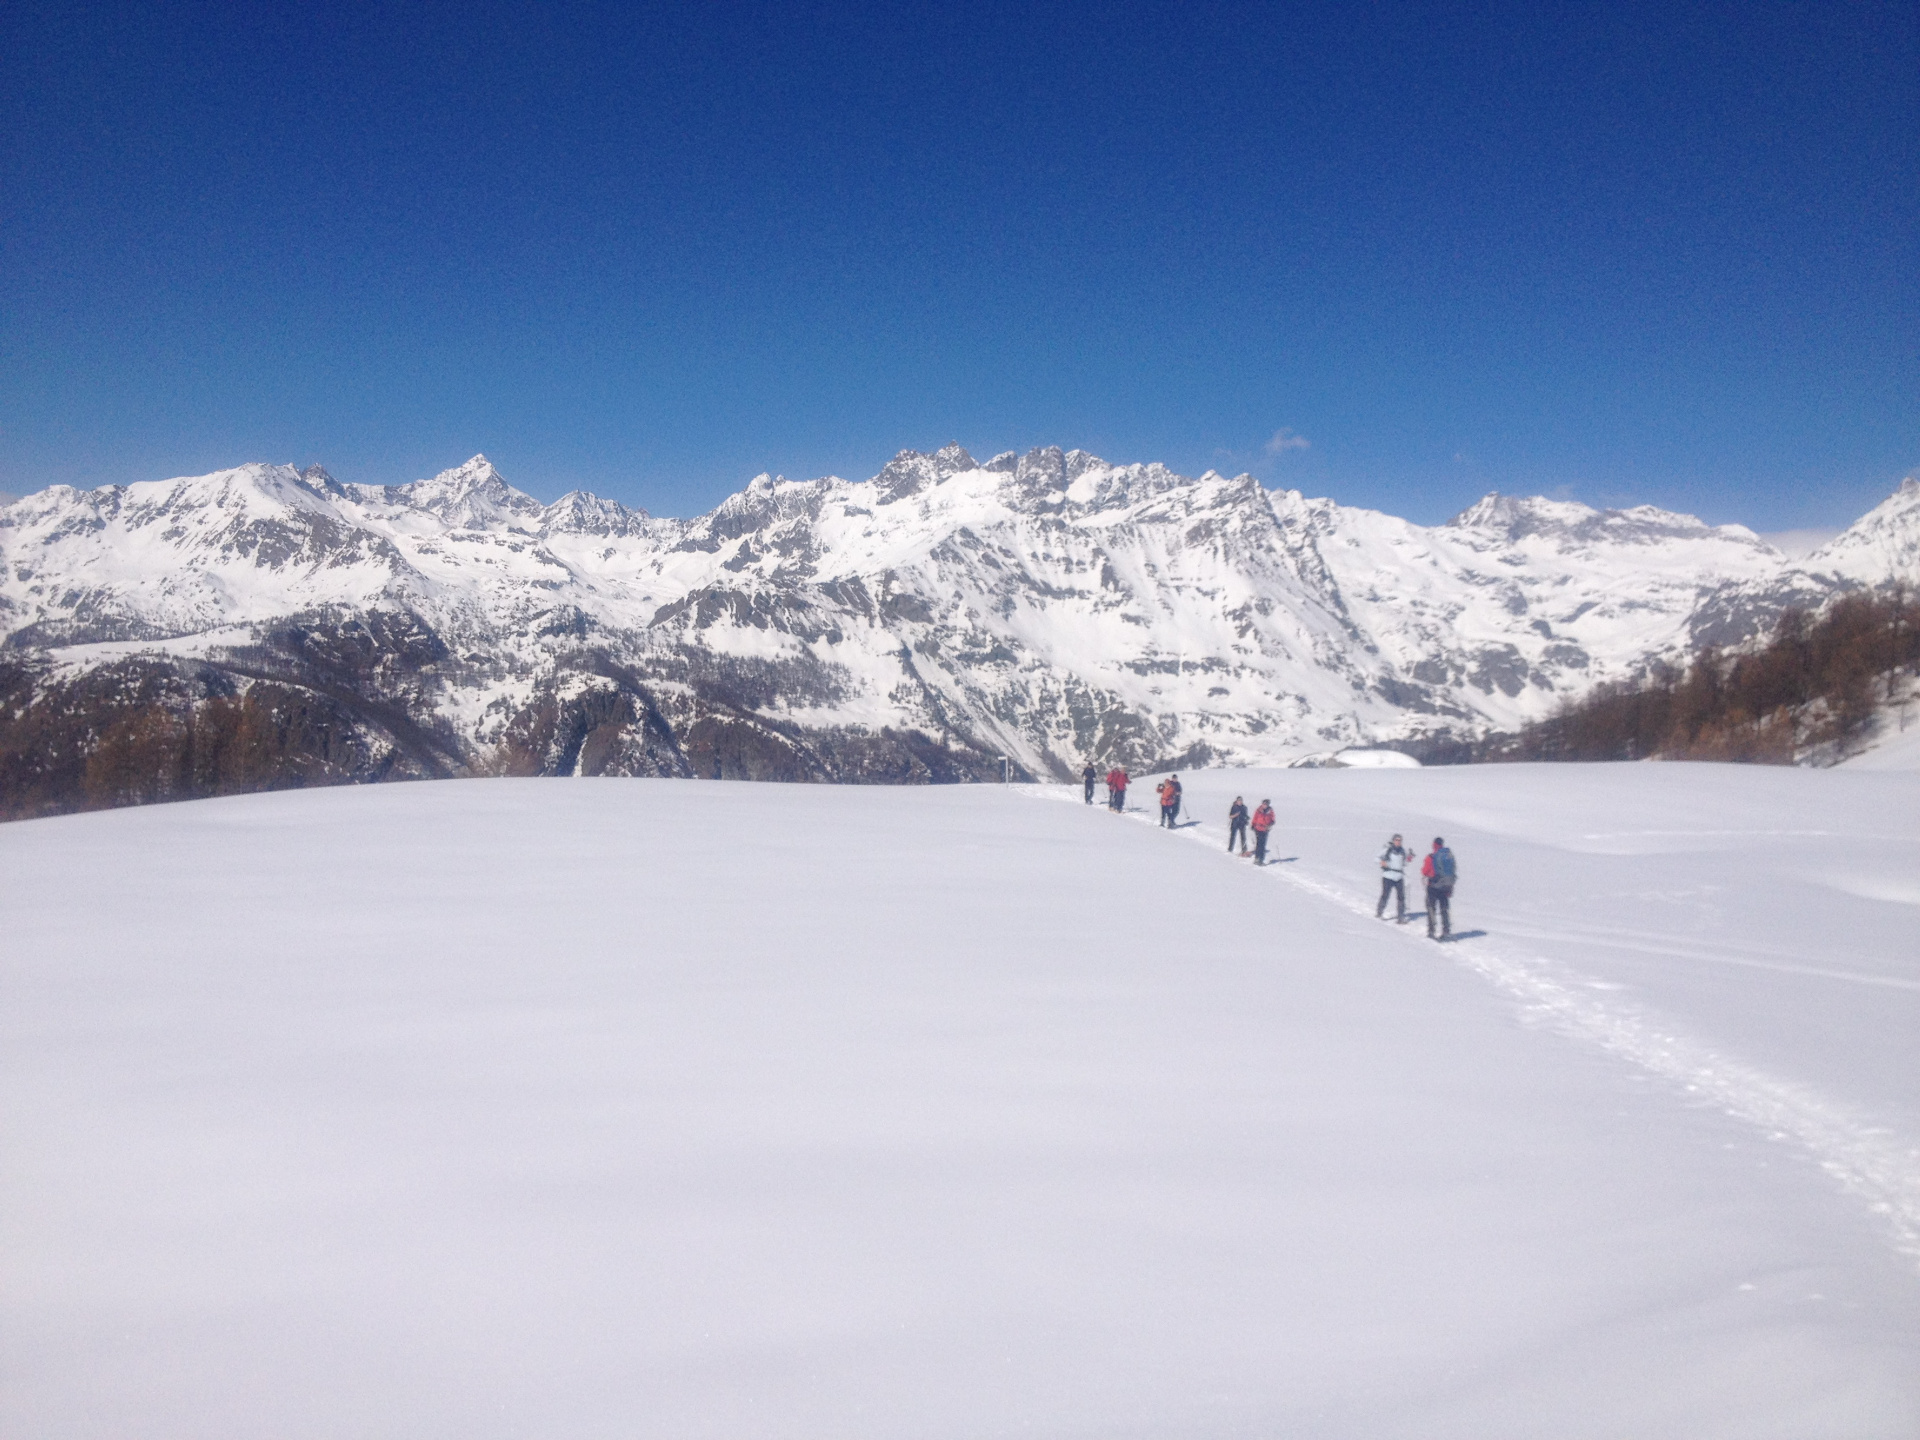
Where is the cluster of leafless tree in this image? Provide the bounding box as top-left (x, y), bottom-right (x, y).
top-left (1494, 587), bottom-right (1918, 765)
top-left (0, 659), bottom-right (437, 822)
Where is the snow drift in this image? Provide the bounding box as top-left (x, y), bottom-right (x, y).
top-left (3, 765), bottom-right (1916, 1437)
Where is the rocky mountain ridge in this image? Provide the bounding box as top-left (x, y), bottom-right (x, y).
top-left (1, 447), bottom-right (1914, 814)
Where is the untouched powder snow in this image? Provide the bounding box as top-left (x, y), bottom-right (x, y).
top-left (1842, 695), bottom-right (1920, 772)
top-left (3, 769), bottom-right (1919, 1437)
top-left (1846, 724), bottom-right (1920, 772)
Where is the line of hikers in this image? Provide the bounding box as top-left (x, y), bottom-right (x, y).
top-left (1079, 762), bottom-right (1459, 940)
top-left (1086, 765), bottom-right (1194, 832)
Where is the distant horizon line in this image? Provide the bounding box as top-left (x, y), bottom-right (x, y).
top-left (0, 442), bottom-right (1910, 549)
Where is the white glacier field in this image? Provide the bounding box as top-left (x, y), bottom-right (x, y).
top-left (3, 763), bottom-right (1918, 1437)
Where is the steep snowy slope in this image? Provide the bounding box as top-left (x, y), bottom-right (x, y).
top-left (1266, 487), bottom-right (1784, 728)
top-left (1803, 478), bottom-right (1920, 589)
top-left (1845, 721), bottom-right (1920, 771)
top-left (2, 772), bottom-right (1916, 1438)
top-left (1690, 477), bottom-right (1920, 648)
top-left (1, 447), bottom-right (1910, 806)
top-left (0, 456), bottom-right (673, 649)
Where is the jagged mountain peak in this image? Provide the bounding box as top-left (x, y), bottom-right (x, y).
top-left (1057, 455), bottom-right (1197, 513)
top-left (1015, 446), bottom-right (1066, 489)
top-left (842, 444), bottom-right (1251, 521)
top-left (294, 464), bottom-right (355, 505)
top-left (401, 455), bottom-right (546, 528)
top-left (977, 446), bottom-right (1100, 507)
top-left (419, 453), bottom-right (501, 490)
top-left (870, 445), bottom-right (979, 503)
top-left (1448, 492), bottom-right (1597, 535)
top-left (932, 442), bottom-right (976, 475)
top-left (1443, 490), bottom-right (1773, 552)
top-left (541, 489), bottom-right (652, 537)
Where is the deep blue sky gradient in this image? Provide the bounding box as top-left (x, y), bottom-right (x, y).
top-left (3, 0), bottom-right (1914, 526)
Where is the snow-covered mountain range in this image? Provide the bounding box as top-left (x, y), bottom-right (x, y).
top-left (2, 446), bottom-right (1915, 800)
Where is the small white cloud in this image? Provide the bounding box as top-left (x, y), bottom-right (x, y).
top-left (1265, 428), bottom-right (1310, 457)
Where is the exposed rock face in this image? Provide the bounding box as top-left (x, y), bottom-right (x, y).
top-left (1, 448), bottom-right (1913, 816)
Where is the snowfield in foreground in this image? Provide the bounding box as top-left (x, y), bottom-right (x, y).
top-left (3, 766), bottom-right (1918, 1437)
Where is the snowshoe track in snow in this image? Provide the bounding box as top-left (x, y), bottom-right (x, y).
top-left (1023, 784), bottom-right (1920, 1273)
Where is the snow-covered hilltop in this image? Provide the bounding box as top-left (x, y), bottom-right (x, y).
top-left (0, 447), bottom-right (1913, 803)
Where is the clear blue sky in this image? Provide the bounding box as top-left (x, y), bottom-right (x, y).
top-left (3, 1), bottom-right (1914, 526)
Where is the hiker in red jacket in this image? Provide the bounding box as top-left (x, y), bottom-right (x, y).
top-left (1421, 837), bottom-right (1457, 939)
top-left (1105, 766), bottom-right (1128, 812)
top-left (1250, 799), bottom-right (1276, 865)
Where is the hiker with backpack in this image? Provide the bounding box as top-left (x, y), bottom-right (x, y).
top-left (1376, 833), bottom-right (1410, 921)
top-left (1421, 837), bottom-right (1457, 939)
top-left (1105, 766), bottom-right (1128, 812)
top-left (1227, 796), bottom-right (1249, 853)
top-left (1082, 761), bottom-right (1097, 804)
top-left (1157, 774), bottom-right (1183, 828)
top-left (1250, 799), bottom-right (1276, 864)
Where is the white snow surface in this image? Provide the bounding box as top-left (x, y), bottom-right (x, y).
top-left (1836, 676), bottom-right (1920, 772)
top-left (1843, 720), bottom-right (1920, 772)
top-left (5, 449), bottom-right (1913, 771)
top-left (3, 765), bottom-right (1918, 1437)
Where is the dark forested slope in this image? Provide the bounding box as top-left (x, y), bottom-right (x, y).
top-left (1491, 589), bottom-right (1919, 765)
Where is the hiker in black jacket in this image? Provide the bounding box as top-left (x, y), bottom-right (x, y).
top-left (1081, 762), bottom-right (1097, 804)
top-left (1422, 838), bottom-right (1457, 939)
top-left (1227, 797), bottom-right (1249, 853)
